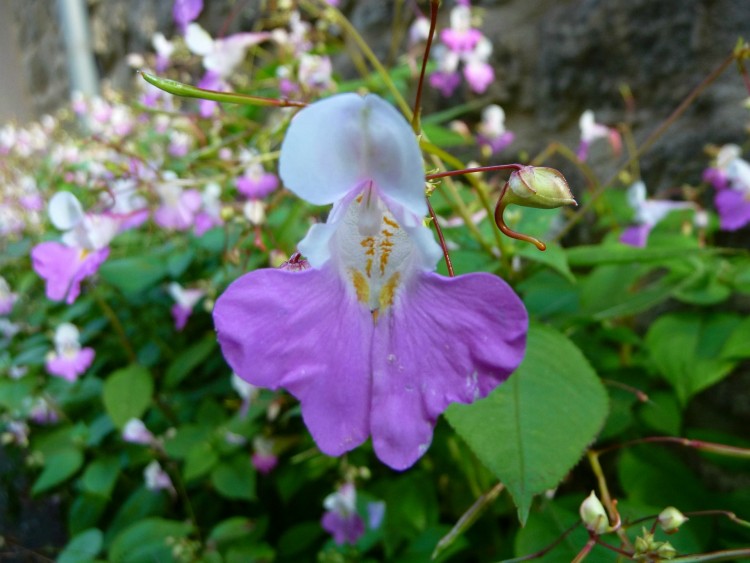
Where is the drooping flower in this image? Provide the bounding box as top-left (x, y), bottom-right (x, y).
top-left (430, 2), bottom-right (495, 96)
top-left (236, 162), bottom-right (279, 200)
top-left (213, 93), bottom-right (528, 470)
top-left (321, 483), bottom-right (365, 545)
top-left (477, 104), bottom-right (515, 156)
top-left (167, 282), bottom-right (205, 331)
top-left (45, 323), bottom-right (95, 382)
top-left (32, 192), bottom-right (117, 304)
top-left (0, 276), bottom-right (18, 315)
top-left (122, 418), bottom-right (156, 445)
top-left (251, 437), bottom-right (278, 474)
top-left (703, 144), bottom-right (750, 231)
top-left (576, 110), bottom-right (621, 162)
top-left (144, 460), bottom-right (175, 493)
top-left (154, 172), bottom-right (203, 231)
top-left (620, 181), bottom-right (694, 247)
top-left (185, 23), bottom-right (270, 79)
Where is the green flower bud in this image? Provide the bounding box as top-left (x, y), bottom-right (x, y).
top-left (656, 541), bottom-right (677, 560)
top-left (579, 491), bottom-right (609, 534)
top-left (503, 166), bottom-right (577, 210)
top-left (658, 507), bottom-right (688, 534)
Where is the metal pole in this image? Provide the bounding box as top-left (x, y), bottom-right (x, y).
top-left (57, 0), bottom-right (99, 99)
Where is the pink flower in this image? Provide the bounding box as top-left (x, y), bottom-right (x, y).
top-left (0, 276), bottom-right (18, 315)
top-left (705, 144), bottom-right (750, 231)
top-left (619, 181), bottom-right (694, 247)
top-left (236, 163), bottom-right (279, 199)
top-left (185, 23), bottom-right (270, 79)
top-left (168, 282), bottom-right (205, 330)
top-left (45, 323), bottom-right (95, 382)
top-left (477, 104), bottom-right (514, 155)
top-left (173, 0), bottom-right (203, 33)
top-left (154, 173), bottom-right (203, 231)
top-left (32, 192), bottom-right (117, 304)
top-left (440, 4), bottom-right (482, 54)
top-left (214, 94), bottom-right (527, 470)
top-left (321, 483), bottom-right (365, 545)
top-left (576, 110), bottom-right (621, 162)
top-left (251, 437), bottom-right (278, 474)
top-left (122, 418), bottom-right (156, 445)
top-left (144, 461), bottom-right (174, 493)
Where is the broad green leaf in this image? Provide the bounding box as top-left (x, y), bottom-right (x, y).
top-left (645, 313), bottom-right (741, 404)
top-left (0, 377), bottom-right (36, 411)
top-left (102, 365), bottom-right (153, 428)
top-left (517, 242), bottom-right (576, 283)
top-left (446, 324), bottom-right (609, 524)
top-left (58, 528), bottom-right (103, 563)
top-left (109, 518), bottom-right (193, 563)
top-left (165, 336), bottom-right (217, 388)
top-left (99, 255), bottom-right (169, 294)
top-left (566, 244), bottom-right (711, 267)
top-left (105, 487), bottom-right (168, 546)
top-left (421, 123), bottom-right (470, 148)
top-left (723, 316), bottom-right (750, 360)
top-left (69, 494), bottom-right (108, 535)
top-left (32, 447), bottom-right (84, 495)
top-left (211, 454), bottom-right (257, 501)
top-left (383, 471), bottom-right (439, 557)
top-left (81, 456), bottom-right (120, 498)
top-left (184, 441), bottom-right (219, 481)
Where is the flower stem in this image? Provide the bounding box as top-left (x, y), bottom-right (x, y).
top-left (94, 291), bottom-right (136, 363)
top-left (411, 0), bottom-right (440, 134)
top-left (427, 198), bottom-right (455, 276)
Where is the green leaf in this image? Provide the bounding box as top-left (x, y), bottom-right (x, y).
top-left (723, 316), bottom-right (750, 360)
top-left (81, 456), bottom-right (120, 498)
top-left (421, 123), bottom-right (470, 148)
top-left (165, 336), bottom-right (217, 388)
top-left (566, 244), bottom-right (711, 267)
top-left (102, 365), bottom-right (154, 429)
top-left (99, 255), bottom-right (169, 294)
top-left (105, 487), bottom-right (168, 545)
top-left (211, 454), bottom-right (257, 501)
top-left (645, 313), bottom-right (741, 404)
top-left (58, 528), bottom-right (103, 563)
top-left (32, 447), bottom-right (84, 495)
top-left (69, 494), bottom-right (108, 535)
top-left (446, 324), bottom-right (609, 524)
top-left (109, 518), bottom-right (193, 563)
top-left (184, 441), bottom-right (219, 482)
top-left (517, 242), bottom-right (576, 283)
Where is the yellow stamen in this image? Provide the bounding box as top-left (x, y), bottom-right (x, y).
top-left (378, 272), bottom-right (400, 310)
top-left (350, 269), bottom-right (370, 303)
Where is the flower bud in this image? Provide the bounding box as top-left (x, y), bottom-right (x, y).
top-left (503, 166), bottom-right (576, 210)
top-left (579, 491), bottom-right (609, 534)
top-left (658, 507), bottom-right (688, 534)
top-left (656, 541), bottom-right (677, 559)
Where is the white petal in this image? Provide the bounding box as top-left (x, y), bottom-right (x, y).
top-left (279, 93), bottom-right (427, 216)
top-left (49, 191), bottom-right (84, 230)
top-left (185, 23), bottom-right (214, 56)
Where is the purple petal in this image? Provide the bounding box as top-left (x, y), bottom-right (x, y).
top-left (173, 0), bottom-right (203, 31)
top-left (321, 511), bottom-right (365, 545)
top-left (370, 272), bottom-right (528, 470)
top-left (441, 28), bottom-right (482, 53)
top-left (464, 61), bottom-right (494, 94)
top-left (429, 71), bottom-right (461, 97)
top-left (715, 189), bottom-right (750, 231)
top-left (213, 265), bottom-right (372, 457)
top-left (46, 347), bottom-right (95, 382)
top-left (236, 173), bottom-right (279, 199)
top-left (31, 242), bottom-right (109, 304)
top-left (620, 224), bottom-right (651, 247)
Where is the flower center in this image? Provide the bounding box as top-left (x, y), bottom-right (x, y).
top-left (333, 188), bottom-right (416, 316)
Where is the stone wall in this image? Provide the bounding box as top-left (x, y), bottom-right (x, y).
top-left (6, 0), bottom-right (750, 184)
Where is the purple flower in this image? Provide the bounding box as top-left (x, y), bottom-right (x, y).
top-left (236, 164), bottom-right (279, 199)
top-left (168, 282), bottom-right (205, 330)
top-left (173, 0), bottom-right (203, 33)
top-left (154, 173), bottom-right (203, 231)
top-left (576, 110), bottom-right (621, 162)
top-left (251, 437), bottom-right (278, 474)
top-left (321, 483), bottom-right (365, 545)
top-left (213, 94), bottom-right (527, 470)
top-left (122, 418), bottom-right (156, 445)
top-left (144, 461), bottom-right (175, 493)
top-left (0, 276), bottom-right (18, 315)
top-left (32, 191), bottom-right (118, 303)
top-left (477, 104), bottom-right (514, 155)
top-left (440, 5), bottom-right (481, 54)
top-left (706, 144), bottom-right (750, 231)
top-left (619, 181), bottom-right (694, 247)
top-left (45, 323), bottom-right (95, 382)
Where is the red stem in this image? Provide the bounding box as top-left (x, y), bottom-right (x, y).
top-left (425, 163), bottom-right (522, 181)
top-left (427, 198), bottom-right (455, 276)
top-left (412, 0), bottom-right (440, 132)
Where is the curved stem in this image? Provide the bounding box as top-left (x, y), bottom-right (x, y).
top-left (494, 194), bottom-right (547, 251)
top-left (412, 0), bottom-right (440, 133)
top-left (427, 198), bottom-right (455, 276)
